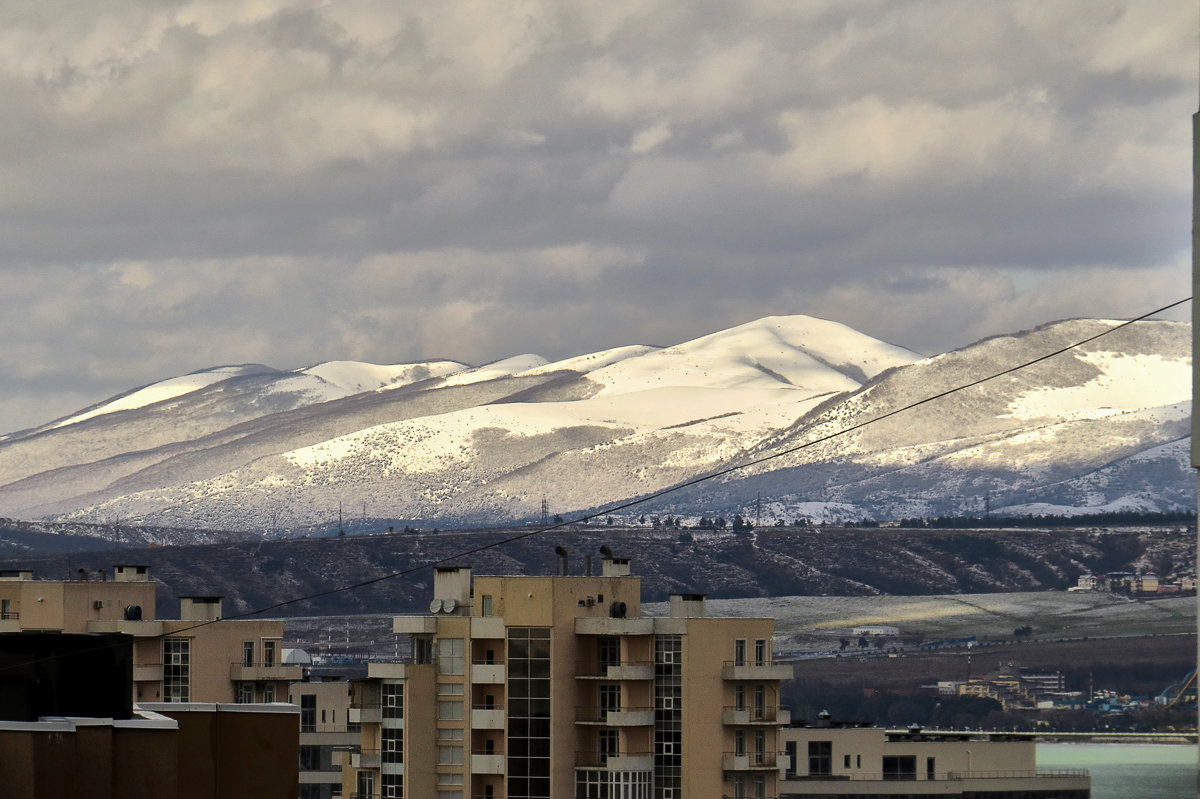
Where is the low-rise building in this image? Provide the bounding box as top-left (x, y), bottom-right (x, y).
top-left (780, 717), bottom-right (1089, 798)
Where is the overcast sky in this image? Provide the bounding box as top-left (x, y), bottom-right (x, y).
top-left (1, 1), bottom-right (1194, 433)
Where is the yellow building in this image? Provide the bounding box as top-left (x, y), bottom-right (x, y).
top-left (0, 564), bottom-right (301, 704)
top-left (344, 557), bottom-right (793, 799)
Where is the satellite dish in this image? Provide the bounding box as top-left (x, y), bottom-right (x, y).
top-left (443, 598), bottom-right (457, 613)
top-left (429, 598), bottom-right (444, 613)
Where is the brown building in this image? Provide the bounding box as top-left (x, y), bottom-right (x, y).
top-left (343, 557), bottom-right (792, 799)
top-left (0, 631), bottom-right (299, 799)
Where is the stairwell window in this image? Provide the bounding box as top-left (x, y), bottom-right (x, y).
top-left (163, 637), bottom-right (190, 702)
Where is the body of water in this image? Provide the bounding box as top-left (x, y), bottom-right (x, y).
top-left (1038, 743), bottom-right (1196, 799)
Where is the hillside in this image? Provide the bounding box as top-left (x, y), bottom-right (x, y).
top-left (0, 525), bottom-right (1191, 619)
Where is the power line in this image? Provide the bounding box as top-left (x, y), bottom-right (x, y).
top-left (0, 297), bottom-right (1190, 668)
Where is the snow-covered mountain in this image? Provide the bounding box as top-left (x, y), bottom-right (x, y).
top-left (0, 315), bottom-right (1190, 535)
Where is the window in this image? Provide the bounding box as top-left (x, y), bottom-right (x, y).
top-left (262, 683), bottom-right (275, 703)
top-left (413, 635), bottom-right (434, 664)
top-left (734, 639), bottom-right (746, 666)
top-left (882, 755), bottom-right (917, 781)
top-left (383, 682), bottom-right (403, 719)
top-left (597, 637), bottom-right (620, 669)
top-left (785, 741), bottom-right (797, 778)
top-left (598, 728), bottom-right (619, 764)
top-left (734, 684), bottom-right (745, 711)
top-left (438, 638), bottom-right (464, 675)
top-left (242, 641), bottom-right (254, 667)
top-left (299, 745), bottom-right (319, 771)
top-left (382, 727), bottom-right (403, 764)
top-left (300, 694), bottom-right (316, 731)
top-left (599, 684), bottom-right (621, 713)
top-left (753, 775), bottom-right (765, 799)
top-left (438, 682), bottom-right (465, 696)
top-left (734, 729), bottom-right (745, 757)
top-left (237, 682), bottom-right (255, 705)
top-left (808, 740), bottom-right (832, 776)
top-left (0, 599), bottom-right (10, 620)
top-left (844, 754), bottom-right (851, 768)
top-left (357, 770), bottom-right (374, 798)
top-left (754, 730), bottom-right (765, 765)
top-left (437, 745), bottom-right (464, 765)
top-left (732, 775), bottom-right (745, 799)
top-left (382, 773), bottom-right (403, 799)
top-left (927, 757), bottom-right (936, 780)
top-left (264, 640), bottom-right (276, 667)
top-left (754, 639), bottom-right (766, 666)
top-left (437, 700), bottom-right (464, 720)
top-left (754, 685), bottom-right (765, 719)
top-left (481, 594), bottom-right (493, 616)
top-left (163, 638), bottom-right (190, 702)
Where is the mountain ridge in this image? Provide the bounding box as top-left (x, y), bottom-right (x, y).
top-left (0, 314), bottom-right (1189, 536)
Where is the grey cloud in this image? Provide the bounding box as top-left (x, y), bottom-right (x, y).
top-left (0, 0), bottom-right (1192, 432)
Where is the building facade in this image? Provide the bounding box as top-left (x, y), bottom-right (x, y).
top-left (343, 558), bottom-right (793, 799)
top-left (0, 565), bottom-right (301, 704)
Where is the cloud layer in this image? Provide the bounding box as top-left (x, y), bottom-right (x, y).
top-left (0, 0), bottom-right (1193, 432)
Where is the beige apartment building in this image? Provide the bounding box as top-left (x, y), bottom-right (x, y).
top-left (0, 564), bottom-right (301, 704)
top-left (779, 718), bottom-right (1089, 798)
top-left (343, 557), bottom-right (793, 799)
top-left (293, 675), bottom-right (360, 799)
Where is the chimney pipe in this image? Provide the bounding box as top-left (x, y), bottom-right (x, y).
top-left (555, 546), bottom-right (568, 577)
top-left (585, 555), bottom-right (593, 577)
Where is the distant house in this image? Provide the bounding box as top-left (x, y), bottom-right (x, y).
top-left (852, 625), bottom-right (900, 637)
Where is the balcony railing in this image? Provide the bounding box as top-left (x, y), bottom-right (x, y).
top-left (721, 661), bottom-right (793, 681)
top-left (722, 706), bottom-right (790, 725)
top-left (723, 751), bottom-right (783, 770)
top-left (574, 750), bottom-right (655, 768)
top-left (574, 660), bottom-right (655, 680)
top-left (229, 660), bottom-right (303, 681)
top-left (575, 706), bottom-right (656, 726)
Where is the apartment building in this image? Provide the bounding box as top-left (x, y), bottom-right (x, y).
top-left (0, 564), bottom-right (301, 704)
top-left (343, 557), bottom-right (793, 799)
top-left (293, 675), bottom-right (360, 799)
top-left (779, 717), bottom-right (1089, 798)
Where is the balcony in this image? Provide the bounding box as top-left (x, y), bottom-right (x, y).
top-left (392, 615), bottom-right (438, 634)
top-left (368, 661), bottom-right (417, 679)
top-left (471, 707), bottom-right (505, 729)
top-left (574, 751), bottom-right (656, 771)
top-left (721, 661), bottom-right (793, 681)
top-left (723, 751), bottom-right (783, 771)
top-left (470, 663), bottom-right (505, 684)
top-left (575, 661), bottom-right (655, 681)
top-left (471, 616), bottom-right (506, 639)
top-left (132, 662), bottom-right (164, 682)
top-left (0, 611), bottom-right (19, 633)
top-left (351, 749), bottom-right (381, 769)
top-left (576, 617), bottom-right (654, 636)
top-left (722, 707), bottom-right (791, 725)
top-left (348, 704), bottom-right (382, 725)
top-left (471, 753), bottom-right (505, 774)
top-left (229, 661), bottom-right (304, 681)
top-left (575, 706), bottom-right (656, 727)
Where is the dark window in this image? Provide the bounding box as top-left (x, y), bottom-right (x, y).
top-left (808, 740), bottom-right (832, 776)
top-left (597, 637), bottom-right (620, 669)
top-left (883, 755), bottom-right (917, 780)
top-left (926, 756), bottom-right (935, 779)
top-left (300, 694), bottom-right (316, 732)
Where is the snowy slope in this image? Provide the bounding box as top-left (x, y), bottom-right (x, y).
top-left (0, 315), bottom-right (1190, 535)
